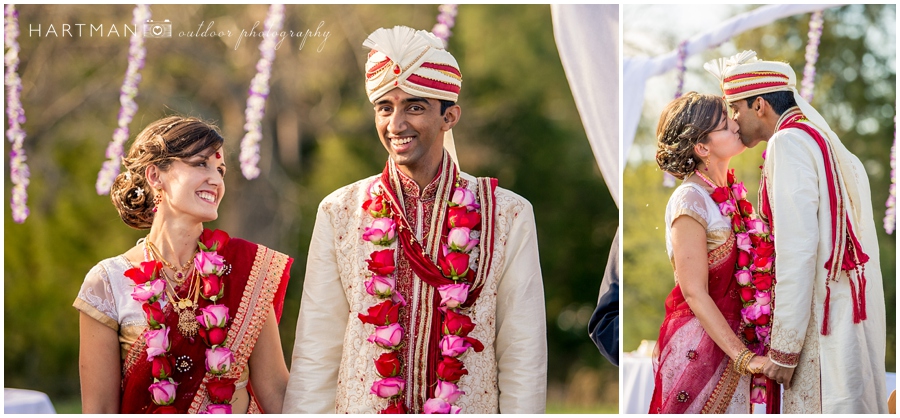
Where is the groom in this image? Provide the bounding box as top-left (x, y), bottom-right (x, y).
top-left (283, 26), bottom-right (547, 413)
top-left (705, 51), bottom-right (887, 413)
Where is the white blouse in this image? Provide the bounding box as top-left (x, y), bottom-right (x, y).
top-left (664, 182), bottom-right (731, 265)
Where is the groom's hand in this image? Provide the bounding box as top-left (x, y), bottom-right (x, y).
top-left (762, 358), bottom-right (796, 389)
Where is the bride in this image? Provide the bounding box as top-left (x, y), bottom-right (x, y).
top-left (648, 92), bottom-right (769, 413)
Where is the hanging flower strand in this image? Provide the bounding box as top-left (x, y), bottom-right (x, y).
top-left (885, 118), bottom-right (896, 234)
top-left (673, 40), bottom-right (688, 99)
top-left (96, 4), bottom-right (151, 195)
top-left (239, 4), bottom-right (284, 180)
top-left (431, 4), bottom-right (458, 48)
top-left (800, 10), bottom-right (823, 102)
top-left (5, 5), bottom-right (29, 223)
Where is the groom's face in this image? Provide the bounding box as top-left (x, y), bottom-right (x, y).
top-left (729, 99), bottom-right (766, 148)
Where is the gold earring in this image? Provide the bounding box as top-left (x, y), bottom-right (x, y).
top-left (704, 157), bottom-right (710, 171)
top-left (152, 189), bottom-right (162, 212)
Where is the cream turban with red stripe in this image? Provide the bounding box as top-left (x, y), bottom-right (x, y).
top-left (364, 26), bottom-right (462, 103)
top-left (703, 50), bottom-right (794, 103)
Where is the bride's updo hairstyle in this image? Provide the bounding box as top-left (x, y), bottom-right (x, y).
top-left (655, 92), bottom-right (727, 179)
top-left (110, 115), bottom-right (225, 229)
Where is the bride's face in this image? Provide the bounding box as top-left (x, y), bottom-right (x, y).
top-left (704, 112), bottom-right (745, 160)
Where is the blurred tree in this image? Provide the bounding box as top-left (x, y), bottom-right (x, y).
top-left (4, 4), bottom-right (617, 411)
top-left (623, 4), bottom-right (895, 373)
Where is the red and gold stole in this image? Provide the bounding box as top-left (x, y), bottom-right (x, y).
top-left (378, 153), bottom-right (497, 411)
top-left (120, 238), bottom-right (292, 413)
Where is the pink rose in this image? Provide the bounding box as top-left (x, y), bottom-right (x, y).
top-left (370, 376), bottom-right (405, 398)
top-left (750, 385), bottom-right (766, 403)
top-left (197, 305), bottom-right (230, 329)
top-left (734, 270), bottom-right (752, 286)
top-left (449, 187), bottom-right (479, 211)
top-left (195, 250), bottom-right (226, 276)
top-left (735, 233), bottom-right (752, 252)
top-left (434, 380), bottom-right (464, 403)
top-left (447, 227), bottom-right (479, 253)
top-left (719, 199), bottom-right (737, 217)
top-left (754, 290), bottom-right (771, 306)
top-left (145, 327), bottom-right (171, 359)
top-left (367, 323), bottom-right (403, 349)
top-left (755, 325), bottom-right (771, 345)
top-left (202, 404), bottom-right (232, 414)
top-left (741, 304), bottom-right (761, 321)
top-left (746, 218), bottom-right (768, 234)
top-left (363, 218), bottom-right (397, 246)
top-left (132, 278), bottom-right (166, 304)
top-left (365, 275), bottom-right (396, 298)
top-left (148, 379), bottom-right (178, 405)
top-left (756, 301), bottom-right (771, 316)
top-left (439, 335), bottom-right (472, 357)
top-left (423, 397), bottom-right (452, 414)
top-left (731, 182), bottom-right (748, 200)
top-left (205, 346), bottom-right (234, 375)
top-left (438, 283), bottom-right (470, 309)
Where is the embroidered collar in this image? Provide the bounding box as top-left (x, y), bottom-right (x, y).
top-left (395, 167), bottom-right (441, 202)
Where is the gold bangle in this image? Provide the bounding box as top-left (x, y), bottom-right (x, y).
top-left (733, 349), bottom-right (752, 374)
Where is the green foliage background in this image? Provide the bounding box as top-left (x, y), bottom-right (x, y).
top-left (3, 4), bottom-right (618, 412)
top-left (623, 4), bottom-right (896, 372)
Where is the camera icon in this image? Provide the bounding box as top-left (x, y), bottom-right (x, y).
top-left (144, 19), bottom-right (172, 38)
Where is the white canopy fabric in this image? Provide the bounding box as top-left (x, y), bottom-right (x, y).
top-left (622, 4), bottom-right (841, 168)
top-left (551, 4), bottom-right (620, 208)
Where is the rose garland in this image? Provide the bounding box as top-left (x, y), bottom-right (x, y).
top-left (5, 5), bottom-right (29, 223)
top-left (885, 119), bottom-right (896, 235)
top-left (699, 169), bottom-right (774, 404)
top-left (359, 180), bottom-right (407, 413)
top-left (126, 229), bottom-right (236, 413)
top-left (239, 4), bottom-right (284, 180)
top-left (358, 179), bottom-right (484, 413)
top-left (97, 4), bottom-right (150, 195)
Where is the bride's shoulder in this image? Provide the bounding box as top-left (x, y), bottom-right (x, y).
top-left (668, 181), bottom-right (709, 204)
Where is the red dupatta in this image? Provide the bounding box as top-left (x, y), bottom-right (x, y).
top-left (120, 235), bottom-right (292, 413)
top-left (377, 154), bottom-right (498, 411)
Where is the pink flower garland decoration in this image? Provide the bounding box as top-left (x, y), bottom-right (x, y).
top-left (431, 4), bottom-right (458, 48)
top-left (126, 230), bottom-right (235, 413)
top-left (673, 40), bottom-right (688, 99)
top-left (800, 10), bottom-right (823, 103)
top-left (699, 169), bottom-right (774, 404)
top-left (359, 180), bottom-right (407, 413)
top-left (885, 118), bottom-right (896, 234)
top-left (239, 4), bottom-right (284, 180)
top-left (97, 4), bottom-right (150, 195)
top-left (5, 5), bottom-right (29, 223)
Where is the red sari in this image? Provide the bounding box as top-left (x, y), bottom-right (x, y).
top-left (649, 235), bottom-right (748, 414)
top-left (120, 237), bottom-right (292, 413)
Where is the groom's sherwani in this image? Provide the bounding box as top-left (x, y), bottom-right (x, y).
top-left (763, 112), bottom-right (886, 413)
top-left (283, 157), bottom-right (547, 413)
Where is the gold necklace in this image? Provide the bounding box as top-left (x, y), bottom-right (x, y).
top-left (161, 268), bottom-right (201, 338)
top-left (146, 240), bottom-right (197, 283)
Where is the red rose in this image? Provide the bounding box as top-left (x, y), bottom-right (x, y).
top-left (464, 336), bottom-right (485, 353)
top-left (200, 228), bottom-right (230, 252)
top-left (731, 213), bottom-right (743, 232)
top-left (367, 249), bottom-right (396, 275)
top-left (710, 187), bottom-right (729, 203)
top-left (143, 302), bottom-right (165, 329)
top-left (752, 273), bottom-right (774, 291)
top-left (749, 234), bottom-right (763, 247)
top-left (755, 240), bottom-right (775, 257)
top-left (727, 169), bottom-right (735, 186)
top-left (743, 326), bottom-right (758, 343)
top-left (124, 261), bottom-right (163, 284)
top-left (753, 314), bottom-right (770, 326)
top-left (380, 401), bottom-right (406, 414)
top-left (201, 274), bottom-right (224, 300)
top-left (740, 287), bottom-right (755, 303)
top-left (436, 357), bottom-right (469, 382)
top-left (439, 252), bottom-right (470, 279)
top-left (363, 194), bottom-right (389, 217)
top-left (737, 251), bottom-right (752, 268)
top-left (198, 326), bottom-right (228, 347)
top-left (151, 355), bottom-right (173, 380)
top-left (206, 377), bottom-right (237, 403)
top-left (738, 200), bottom-right (754, 217)
top-left (443, 310), bottom-right (475, 336)
top-left (358, 300), bottom-right (401, 326)
top-left (374, 352), bottom-right (402, 377)
top-left (447, 206), bottom-right (481, 230)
